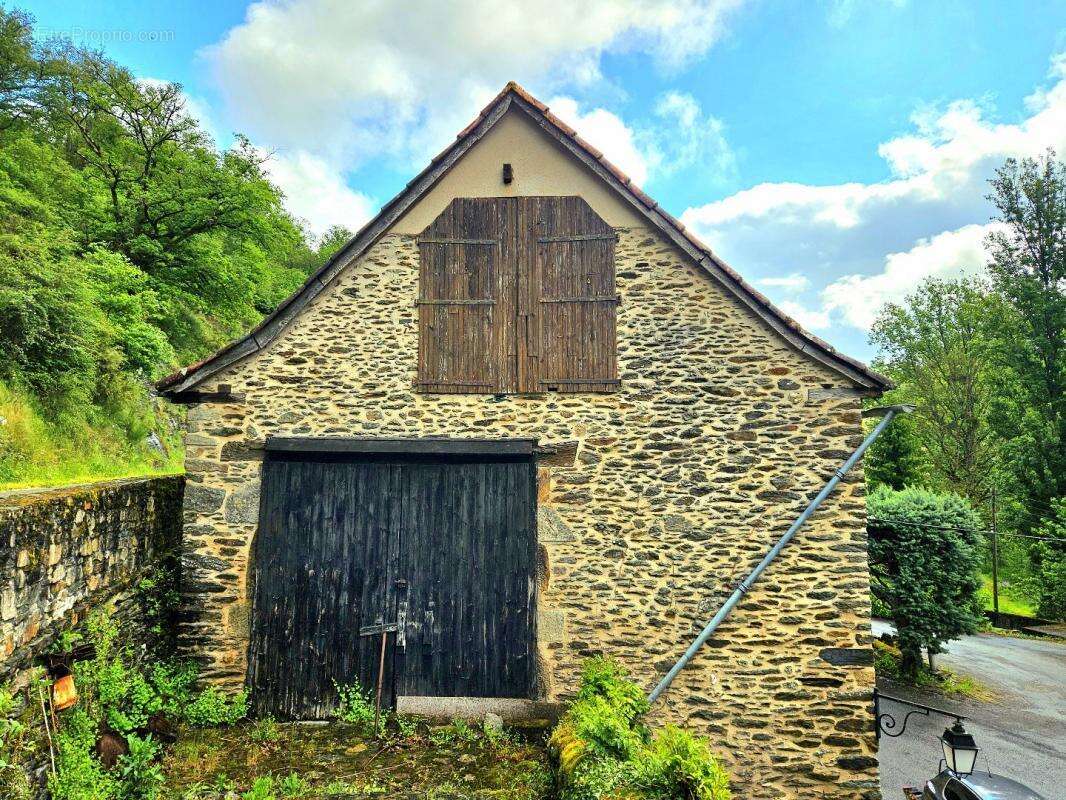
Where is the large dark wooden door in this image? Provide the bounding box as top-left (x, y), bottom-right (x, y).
top-left (248, 449), bottom-right (537, 719)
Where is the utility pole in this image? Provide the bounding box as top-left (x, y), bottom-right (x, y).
top-left (991, 487), bottom-right (1000, 627)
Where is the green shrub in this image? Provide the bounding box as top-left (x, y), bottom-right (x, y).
top-left (49, 708), bottom-right (119, 800)
top-left (868, 486), bottom-right (983, 676)
top-left (1031, 501), bottom-right (1066, 621)
top-left (635, 726), bottom-right (731, 800)
top-left (241, 776), bottom-right (277, 800)
top-left (49, 611), bottom-right (248, 800)
top-left (73, 613), bottom-right (158, 734)
top-left (576, 658), bottom-right (650, 722)
top-left (428, 717), bottom-right (483, 747)
top-left (277, 772), bottom-right (309, 798)
top-left (333, 680), bottom-right (377, 731)
top-left (116, 734), bottom-right (164, 800)
top-left (392, 713), bottom-right (420, 741)
top-left (248, 716), bottom-right (281, 744)
top-left (550, 658), bottom-right (730, 800)
top-left (0, 681), bottom-right (39, 800)
top-left (147, 661), bottom-right (198, 720)
top-left (565, 694), bottom-right (645, 762)
top-left (870, 592), bottom-right (891, 618)
top-left (182, 685), bottom-right (248, 727)
top-left (560, 758), bottom-right (631, 800)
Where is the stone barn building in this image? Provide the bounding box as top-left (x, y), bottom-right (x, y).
top-left (159, 83), bottom-right (891, 799)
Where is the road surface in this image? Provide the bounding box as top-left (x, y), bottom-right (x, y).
top-left (872, 620), bottom-right (1065, 800)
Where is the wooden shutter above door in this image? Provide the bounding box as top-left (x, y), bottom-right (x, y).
top-left (416, 198), bottom-right (517, 393)
top-left (526, 196), bottom-right (618, 393)
top-left (416, 196), bottom-right (617, 394)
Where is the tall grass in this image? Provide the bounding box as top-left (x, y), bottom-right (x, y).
top-left (0, 382), bottom-right (182, 490)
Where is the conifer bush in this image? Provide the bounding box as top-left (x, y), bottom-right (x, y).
top-left (868, 486), bottom-right (983, 676)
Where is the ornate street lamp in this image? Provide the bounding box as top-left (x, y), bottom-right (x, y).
top-left (873, 690), bottom-right (981, 775)
top-left (939, 720), bottom-right (979, 777)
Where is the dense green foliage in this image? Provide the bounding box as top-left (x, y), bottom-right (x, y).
top-left (0, 682), bottom-right (37, 800)
top-left (1030, 499), bottom-right (1066, 620)
top-left (869, 279), bottom-right (1004, 505)
top-left (863, 410), bottom-right (926, 492)
top-left (868, 487), bottom-right (983, 676)
top-left (868, 150), bottom-right (1066, 621)
top-left (550, 658), bottom-right (730, 800)
top-left (985, 153), bottom-right (1066, 534)
top-left (0, 8), bottom-right (346, 486)
top-left (331, 680), bottom-right (378, 732)
top-left (45, 611), bottom-right (248, 800)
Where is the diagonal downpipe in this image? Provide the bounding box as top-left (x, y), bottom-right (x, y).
top-left (647, 404), bottom-right (914, 704)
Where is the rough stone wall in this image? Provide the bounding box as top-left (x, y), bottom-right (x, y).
top-left (179, 227), bottom-right (878, 799)
top-left (0, 476), bottom-right (184, 685)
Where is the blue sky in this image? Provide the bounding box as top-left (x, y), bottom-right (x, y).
top-left (19, 0), bottom-right (1066, 361)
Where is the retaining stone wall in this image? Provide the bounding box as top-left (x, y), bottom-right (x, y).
top-left (0, 476), bottom-right (184, 685)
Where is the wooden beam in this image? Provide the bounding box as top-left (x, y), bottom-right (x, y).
top-left (807, 387), bottom-right (880, 402)
top-left (166, 387), bottom-right (245, 404)
top-left (264, 436), bottom-right (537, 457)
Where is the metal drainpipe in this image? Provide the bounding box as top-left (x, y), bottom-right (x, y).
top-left (647, 403), bottom-right (914, 704)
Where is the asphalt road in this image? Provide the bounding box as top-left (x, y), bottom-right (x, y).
top-left (871, 620), bottom-right (1066, 800)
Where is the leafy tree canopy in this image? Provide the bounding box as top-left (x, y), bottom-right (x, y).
top-left (985, 151), bottom-right (1066, 533)
top-left (0, 8), bottom-right (348, 485)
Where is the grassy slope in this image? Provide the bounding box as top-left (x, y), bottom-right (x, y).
top-left (0, 383), bottom-right (183, 490)
top-left (978, 573), bottom-right (1036, 617)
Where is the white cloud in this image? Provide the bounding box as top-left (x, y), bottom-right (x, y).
top-left (682, 51), bottom-right (1066, 335)
top-left (759, 273), bottom-right (809, 292)
top-left (548, 96), bottom-right (652, 186)
top-left (778, 299), bottom-right (831, 331)
top-left (827, 0), bottom-right (908, 29)
top-left (648, 91), bottom-right (735, 179)
top-left (203, 0), bottom-right (746, 167)
top-left (547, 91), bottom-right (735, 188)
top-left (821, 223), bottom-right (999, 329)
top-left (259, 149), bottom-right (375, 239)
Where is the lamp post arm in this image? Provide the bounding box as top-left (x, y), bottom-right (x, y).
top-left (872, 687), bottom-right (965, 741)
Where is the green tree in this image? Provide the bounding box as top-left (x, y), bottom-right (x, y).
top-left (868, 487), bottom-right (983, 676)
top-left (864, 409), bottom-right (925, 491)
top-left (0, 7), bottom-right (322, 486)
top-left (986, 150), bottom-right (1066, 533)
top-left (870, 278), bottom-right (1005, 506)
top-left (1030, 499), bottom-right (1066, 620)
top-left (0, 8), bottom-right (43, 131)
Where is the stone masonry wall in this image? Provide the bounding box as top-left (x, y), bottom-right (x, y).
top-left (0, 476), bottom-right (184, 685)
top-left (179, 227), bottom-right (878, 799)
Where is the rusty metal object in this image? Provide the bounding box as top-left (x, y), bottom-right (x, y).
top-left (51, 674), bottom-right (78, 711)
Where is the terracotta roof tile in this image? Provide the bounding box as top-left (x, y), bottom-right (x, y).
top-left (600, 158), bottom-right (631, 185)
top-left (629, 185), bottom-right (657, 209)
top-left (543, 111), bottom-right (576, 137)
top-left (573, 135), bottom-right (603, 160)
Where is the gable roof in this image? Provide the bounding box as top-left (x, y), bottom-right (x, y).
top-left (158, 82), bottom-right (891, 395)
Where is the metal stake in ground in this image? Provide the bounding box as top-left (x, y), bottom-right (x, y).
top-left (359, 622), bottom-right (398, 731)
